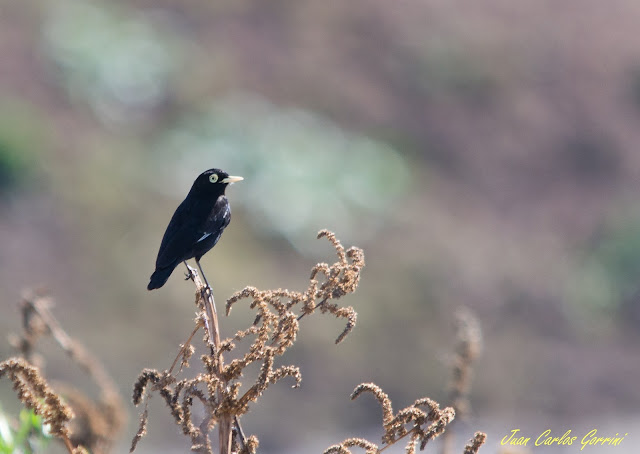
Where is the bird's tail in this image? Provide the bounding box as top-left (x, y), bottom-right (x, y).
top-left (147, 266), bottom-right (174, 290)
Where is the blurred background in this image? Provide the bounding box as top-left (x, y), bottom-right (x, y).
top-left (1, 0), bottom-right (640, 452)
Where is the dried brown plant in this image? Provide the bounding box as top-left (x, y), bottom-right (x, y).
top-left (441, 308), bottom-right (483, 454)
top-left (449, 308), bottom-right (482, 419)
top-left (3, 290), bottom-right (126, 454)
top-left (131, 230), bottom-right (364, 454)
top-left (8, 290), bottom-right (127, 454)
top-left (0, 357), bottom-right (75, 453)
top-left (325, 383), bottom-right (457, 454)
top-left (325, 308), bottom-right (486, 454)
top-left (464, 432), bottom-right (487, 454)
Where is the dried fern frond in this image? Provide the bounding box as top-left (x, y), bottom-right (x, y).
top-left (129, 404), bottom-right (148, 453)
top-left (351, 383), bottom-right (393, 426)
top-left (227, 230), bottom-right (364, 344)
top-left (324, 437), bottom-right (378, 454)
top-left (0, 357), bottom-right (75, 450)
top-left (331, 383), bottom-right (456, 454)
top-left (10, 291), bottom-right (126, 454)
top-left (464, 432), bottom-right (487, 454)
top-left (449, 308), bottom-right (482, 419)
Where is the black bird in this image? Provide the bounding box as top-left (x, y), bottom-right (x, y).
top-left (148, 168), bottom-right (243, 290)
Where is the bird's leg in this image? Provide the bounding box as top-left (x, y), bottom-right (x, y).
top-left (184, 261), bottom-right (197, 280)
top-left (195, 258), bottom-right (213, 295)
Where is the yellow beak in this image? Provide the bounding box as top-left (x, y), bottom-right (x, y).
top-left (221, 175), bottom-right (243, 184)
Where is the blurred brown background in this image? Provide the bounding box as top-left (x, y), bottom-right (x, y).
top-left (1, 0), bottom-right (640, 452)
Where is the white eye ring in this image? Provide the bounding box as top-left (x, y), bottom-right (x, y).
top-left (209, 174), bottom-right (219, 183)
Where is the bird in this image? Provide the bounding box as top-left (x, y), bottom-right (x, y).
top-left (148, 168), bottom-right (243, 290)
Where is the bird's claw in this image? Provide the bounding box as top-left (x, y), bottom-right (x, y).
top-left (184, 264), bottom-right (197, 281)
top-left (199, 285), bottom-right (213, 298)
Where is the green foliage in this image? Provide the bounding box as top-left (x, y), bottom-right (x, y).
top-left (567, 217), bottom-right (640, 317)
top-left (0, 141), bottom-right (28, 193)
top-left (43, 0), bottom-right (182, 125)
top-left (591, 219), bottom-right (640, 296)
top-left (0, 102), bottom-right (42, 194)
top-left (0, 405), bottom-right (51, 454)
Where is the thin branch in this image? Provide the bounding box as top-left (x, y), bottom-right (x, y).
top-left (185, 266), bottom-right (231, 454)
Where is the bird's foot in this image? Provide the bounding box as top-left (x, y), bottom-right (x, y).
top-left (199, 285), bottom-right (213, 299)
top-left (184, 264), bottom-right (197, 281)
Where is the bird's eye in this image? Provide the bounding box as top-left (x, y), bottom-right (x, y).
top-left (209, 174), bottom-right (219, 183)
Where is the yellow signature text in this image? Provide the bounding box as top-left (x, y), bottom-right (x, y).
top-left (501, 428), bottom-right (628, 450)
top-left (580, 429), bottom-right (627, 451)
top-left (535, 429), bottom-right (577, 446)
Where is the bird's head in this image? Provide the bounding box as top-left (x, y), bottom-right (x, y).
top-left (192, 168), bottom-right (243, 196)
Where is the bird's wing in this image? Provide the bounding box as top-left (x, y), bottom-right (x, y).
top-left (155, 198), bottom-right (197, 269)
top-left (155, 196), bottom-right (231, 269)
top-left (195, 197), bottom-right (231, 246)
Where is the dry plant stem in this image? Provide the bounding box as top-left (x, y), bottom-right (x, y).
top-left (62, 435), bottom-right (75, 454)
top-left (234, 417), bottom-right (247, 449)
top-left (377, 427), bottom-right (420, 453)
top-left (168, 320), bottom-right (204, 375)
top-left (463, 432), bottom-right (486, 454)
top-left (185, 264), bottom-right (219, 352)
top-left (16, 292), bottom-right (126, 453)
top-left (0, 358), bottom-right (76, 453)
top-left (20, 295), bottom-right (119, 398)
top-left (329, 384), bottom-right (455, 454)
top-left (441, 308), bottom-right (483, 454)
top-left (132, 231), bottom-right (363, 453)
top-left (186, 266), bottom-right (231, 454)
top-left (449, 308), bottom-right (482, 420)
top-left (295, 298), bottom-right (327, 322)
